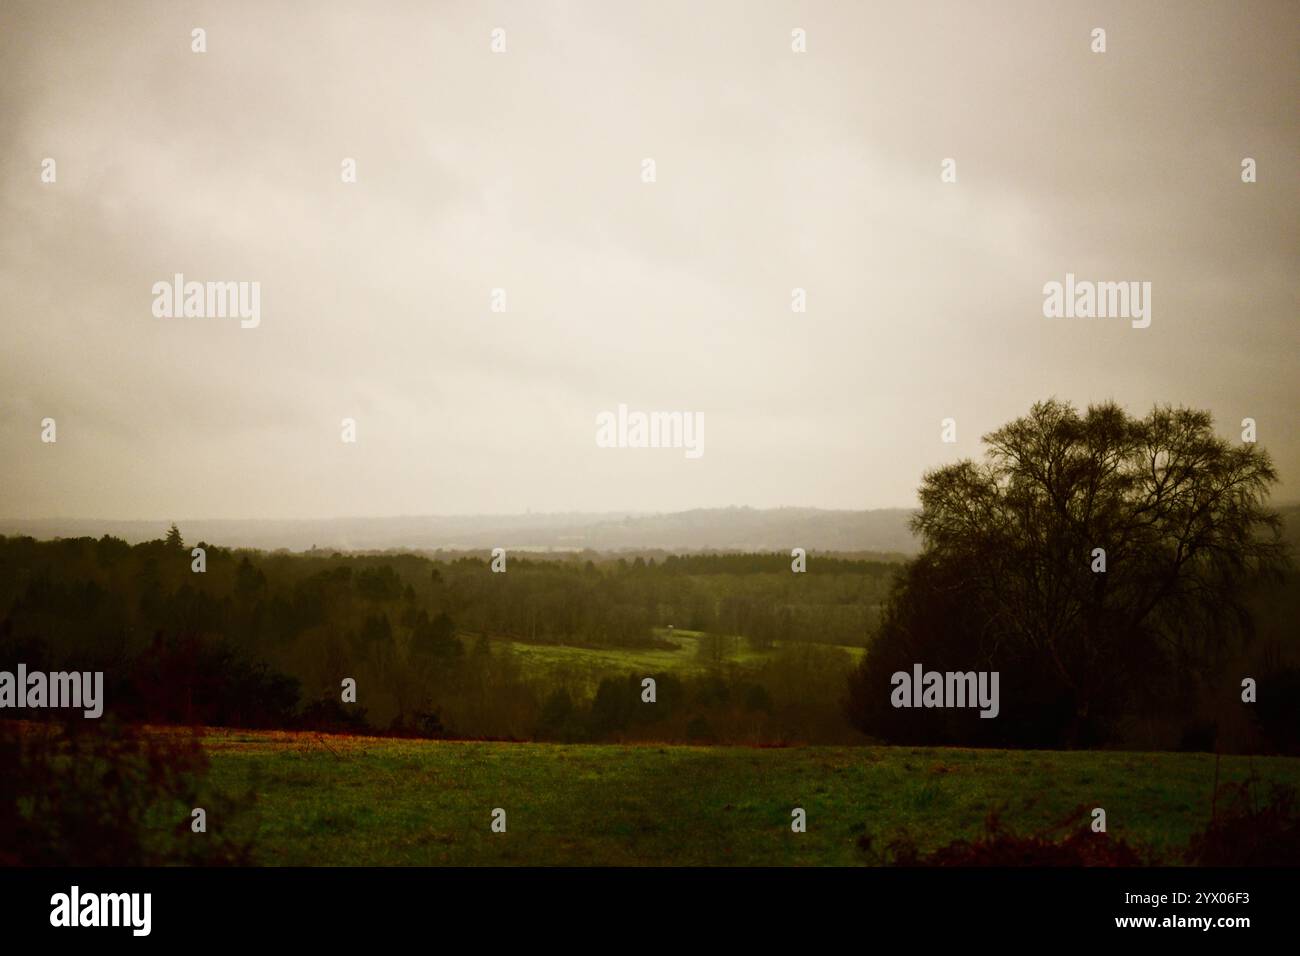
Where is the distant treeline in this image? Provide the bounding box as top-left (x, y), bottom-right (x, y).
top-left (0, 506), bottom-right (922, 554)
top-left (0, 533), bottom-right (887, 742)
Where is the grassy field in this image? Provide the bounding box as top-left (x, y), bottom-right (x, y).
top-left (488, 627), bottom-right (866, 693)
top-left (199, 728), bottom-right (1300, 866)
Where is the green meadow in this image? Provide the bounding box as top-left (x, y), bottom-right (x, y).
top-left (492, 627), bottom-right (865, 693)
top-left (200, 729), bottom-right (1300, 866)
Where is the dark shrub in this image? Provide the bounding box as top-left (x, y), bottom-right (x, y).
top-left (1187, 779), bottom-right (1300, 866)
top-left (0, 718), bottom-right (253, 866)
top-left (743, 683), bottom-right (773, 714)
top-left (1253, 666), bottom-right (1300, 754)
top-left (535, 688), bottom-right (586, 742)
top-left (299, 697), bottom-right (370, 733)
top-left (859, 806), bottom-right (1146, 866)
top-left (686, 715), bottom-right (715, 742)
top-left (129, 633), bottom-right (300, 728)
top-left (845, 555), bottom-right (1079, 748)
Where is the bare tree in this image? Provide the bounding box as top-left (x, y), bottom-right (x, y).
top-left (908, 400), bottom-right (1286, 739)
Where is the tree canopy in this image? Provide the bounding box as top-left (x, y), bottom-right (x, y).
top-left (849, 400), bottom-right (1288, 747)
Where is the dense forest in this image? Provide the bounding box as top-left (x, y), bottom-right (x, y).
top-left (3, 474), bottom-right (1296, 753)
top-left (0, 532), bottom-right (894, 743)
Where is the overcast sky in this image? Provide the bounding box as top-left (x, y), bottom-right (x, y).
top-left (1, 0), bottom-right (1296, 520)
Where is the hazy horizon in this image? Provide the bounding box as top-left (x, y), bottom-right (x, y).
top-left (6, 498), bottom-right (1300, 523)
top-left (5, 498), bottom-right (1298, 556)
top-left (0, 506), bottom-right (927, 554)
top-left (3, 1), bottom-right (1296, 520)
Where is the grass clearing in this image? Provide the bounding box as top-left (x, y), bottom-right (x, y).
top-left (490, 629), bottom-right (865, 693)
top-left (199, 728), bottom-right (1300, 866)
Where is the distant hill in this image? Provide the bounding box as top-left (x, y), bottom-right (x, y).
top-left (0, 507), bottom-right (921, 555)
top-left (8, 503), bottom-right (1295, 558)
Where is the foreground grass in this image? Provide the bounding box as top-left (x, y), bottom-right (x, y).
top-left (199, 729), bottom-right (1300, 865)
